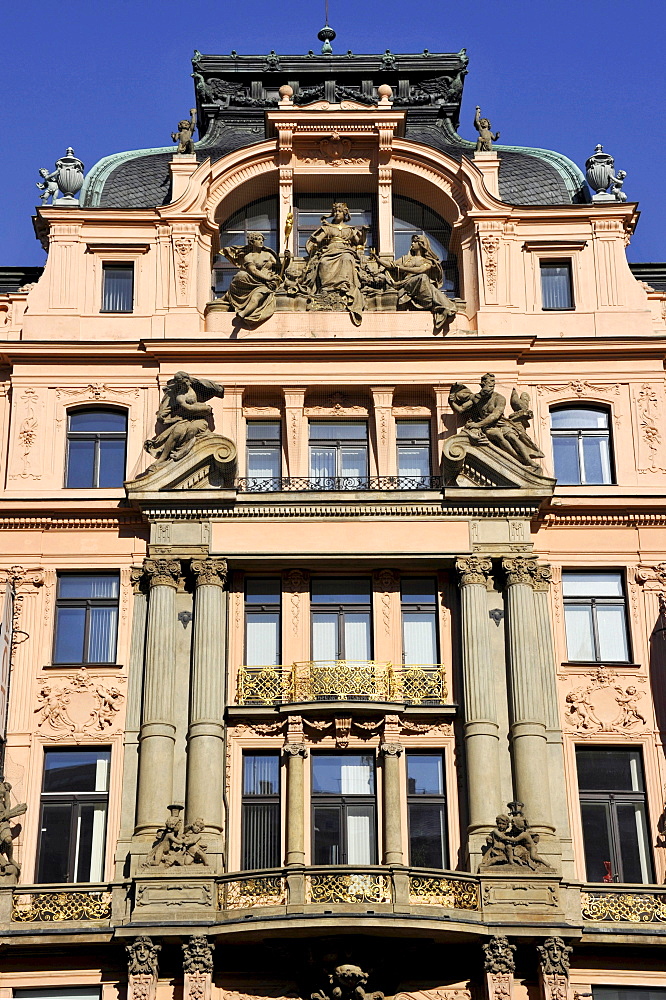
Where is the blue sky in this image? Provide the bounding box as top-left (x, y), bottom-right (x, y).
top-left (2, 0), bottom-right (664, 265)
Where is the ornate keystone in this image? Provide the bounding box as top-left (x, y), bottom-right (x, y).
top-left (502, 556), bottom-right (539, 588)
top-left (483, 935), bottom-right (516, 974)
top-left (537, 937), bottom-right (572, 977)
top-left (143, 558), bottom-right (181, 589)
top-left (192, 557), bottom-right (228, 588)
top-left (380, 743), bottom-right (404, 756)
top-left (183, 933), bottom-right (215, 974)
top-left (456, 555), bottom-right (493, 587)
top-left (282, 743), bottom-right (308, 757)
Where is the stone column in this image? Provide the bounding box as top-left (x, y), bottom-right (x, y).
top-left (135, 558), bottom-right (181, 836)
top-left (380, 743), bottom-right (404, 865)
top-left (186, 558), bottom-right (227, 836)
top-left (182, 934), bottom-right (214, 1000)
top-left (455, 557), bottom-right (502, 847)
top-left (483, 936), bottom-right (516, 1000)
top-left (126, 936), bottom-right (160, 1000)
top-left (537, 937), bottom-right (572, 1000)
top-left (502, 557), bottom-right (553, 834)
top-left (283, 743), bottom-right (308, 867)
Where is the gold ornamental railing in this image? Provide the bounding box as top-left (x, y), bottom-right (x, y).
top-left (409, 872), bottom-right (479, 910)
top-left (581, 887), bottom-right (666, 923)
top-left (235, 661), bottom-right (448, 705)
top-left (12, 885), bottom-right (113, 922)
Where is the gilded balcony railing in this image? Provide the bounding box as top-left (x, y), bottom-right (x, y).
top-left (12, 885), bottom-right (113, 922)
top-left (581, 887), bottom-right (666, 923)
top-left (409, 872), bottom-right (479, 910)
top-left (235, 661), bottom-right (448, 706)
top-left (220, 873), bottom-right (287, 909)
top-left (305, 870), bottom-right (392, 904)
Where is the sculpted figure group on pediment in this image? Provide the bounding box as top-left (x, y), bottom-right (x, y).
top-left (217, 202), bottom-right (457, 331)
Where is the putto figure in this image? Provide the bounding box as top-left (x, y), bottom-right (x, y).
top-left (144, 371), bottom-right (225, 469)
top-left (480, 801), bottom-right (554, 872)
top-left (36, 167), bottom-right (59, 205)
top-left (474, 105), bottom-right (500, 151)
top-left (171, 109), bottom-right (198, 153)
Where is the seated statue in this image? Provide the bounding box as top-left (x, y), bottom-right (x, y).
top-left (302, 202), bottom-right (369, 325)
top-left (144, 371), bottom-right (225, 470)
top-left (220, 232), bottom-right (281, 324)
top-left (391, 235), bottom-right (456, 332)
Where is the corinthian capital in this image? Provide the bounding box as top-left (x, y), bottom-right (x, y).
top-left (191, 557), bottom-right (228, 588)
top-left (456, 556), bottom-right (492, 587)
top-left (380, 743), bottom-right (403, 756)
top-left (502, 556), bottom-right (539, 588)
top-left (143, 558), bottom-right (181, 588)
top-left (282, 743), bottom-right (308, 758)
top-left (533, 563), bottom-right (553, 592)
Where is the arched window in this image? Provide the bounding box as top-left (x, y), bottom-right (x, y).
top-left (550, 406), bottom-right (613, 485)
top-left (65, 408), bottom-right (127, 488)
top-left (393, 196), bottom-right (458, 295)
top-left (213, 197), bottom-right (278, 297)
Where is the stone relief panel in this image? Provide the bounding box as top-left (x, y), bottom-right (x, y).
top-left (562, 666), bottom-right (649, 736)
top-left (632, 383), bottom-right (666, 474)
top-left (8, 387), bottom-right (44, 481)
top-left (34, 668), bottom-right (126, 741)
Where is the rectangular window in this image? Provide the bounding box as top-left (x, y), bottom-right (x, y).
top-left (241, 751), bottom-right (280, 870)
top-left (101, 264), bottom-right (134, 313)
top-left (401, 578), bottom-right (438, 666)
top-left (540, 260), bottom-right (573, 310)
top-left (309, 421), bottom-right (369, 488)
top-left (37, 749), bottom-right (110, 883)
top-left (14, 990), bottom-right (101, 1000)
top-left (312, 753), bottom-right (376, 864)
top-left (311, 578), bottom-right (372, 662)
top-left (396, 420), bottom-right (432, 487)
top-left (53, 573), bottom-right (119, 665)
top-left (551, 407), bottom-right (612, 485)
top-left (563, 571), bottom-right (630, 662)
top-left (576, 747), bottom-right (653, 883)
top-left (296, 195), bottom-right (374, 257)
top-left (407, 752), bottom-right (448, 868)
top-left (593, 990), bottom-right (666, 1000)
top-left (246, 420), bottom-right (281, 488)
top-left (245, 578), bottom-right (281, 666)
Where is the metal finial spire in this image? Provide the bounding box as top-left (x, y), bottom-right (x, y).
top-left (318, 0), bottom-right (336, 54)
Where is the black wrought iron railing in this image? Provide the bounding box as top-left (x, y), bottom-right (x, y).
top-left (235, 475), bottom-right (442, 493)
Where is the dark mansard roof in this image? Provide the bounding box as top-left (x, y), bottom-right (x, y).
top-left (80, 50), bottom-right (590, 211)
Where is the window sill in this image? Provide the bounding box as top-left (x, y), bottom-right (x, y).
top-left (45, 662), bottom-right (121, 670)
top-left (542, 307), bottom-right (575, 312)
top-left (99, 310), bottom-right (134, 315)
top-left (562, 661), bottom-right (640, 669)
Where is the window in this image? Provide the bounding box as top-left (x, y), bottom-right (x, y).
top-left (551, 407), bottom-right (613, 485)
top-left (309, 421), bottom-right (369, 488)
top-left (36, 749), bottom-right (110, 883)
top-left (563, 571), bottom-right (630, 662)
top-left (396, 421), bottom-right (432, 487)
top-left (246, 421), bottom-right (281, 488)
top-left (66, 408), bottom-right (127, 488)
top-left (241, 751), bottom-right (280, 870)
top-left (540, 260), bottom-right (573, 310)
top-left (576, 748), bottom-right (653, 883)
top-left (53, 573), bottom-right (119, 665)
top-left (407, 752), bottom-right (448, 868)
top-left (214, 197), bottom-right (278, 297)
top-left (14, 990), bottom-right (101, 1000)
top-left (245, 578), bottom-right (281, 666)
top-left (593, 990), bottom-right (666, 1000)
top-left (101, 263), bottom-right (133, 312)
top-left (393, 195), bottom-right (457, 294)
top-left (311, 578), bottom-right (372, 662)
top-left (312, 753), bottom-right (376, 864)
top-left (401, 578), bottom-right (438, 666)
top-left (296, 195), bottom-right (374, 257)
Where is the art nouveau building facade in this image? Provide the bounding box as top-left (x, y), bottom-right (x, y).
top-left (1, 41), bottom-right (666, 1000)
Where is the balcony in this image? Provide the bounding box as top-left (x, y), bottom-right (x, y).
top-left (235, 475), bottom-right (442, 493)
top-left (235, 661), bottom-right (448, 706)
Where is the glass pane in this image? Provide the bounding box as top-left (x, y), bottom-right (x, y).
top-left (552, 435), bottom-right (581, 485)
top-left (563, 572), bottom-right (624, 598)
top-left (582, 435), bottom-right (611, 485)
top-left (407, 754), bottom-right (444, 795)
top-left (247, 446), bottom-right (281, 479)
top-left (58, 575), bottom-right (119, 599)
top-left (76, 803), bottom-right (107, 882)
top-left (312, 613), bottom-right (339, 660)
top-left (242, 802), bottom-right (280, 869)
top-left (564, 604), bottom-right (595, 660)
top-left (15, 990), bottom-right (101, 1000)
top-left (309, 422), bottom-right (368, 440)
top-left (313, 805), bottom-right (341, 864)
top-left (340, 447), bottom-right (368, 480)
top-left (247, 421), bottom-right (281, 440)
top-left (617, 802), bottom-right (653, 883)
top-left (245, 612), bottom-right (280, 665)
top-left (44, 750), bottom-right (111, 792)
top-left (396, 421), bottom-right (430, 440)
top-left (594, 991), bottom-right (666, 1000)
top-left (397, 446), bottom-right (430, 479)
top-left (409, 802), bottom-right (446, 868)
top-left (541, 264), bottom-right (572, 309)
top-left (66, 439), bottom-right (95, 488)
top-left (343, 613), bottom-right (371, 660)
top-left (596, 605), bottom-right (629, 661)
top-left (243, 753), bottom-right (280, 795)
top-left (98, 438), bottom-right (126, 487)
top-left (551, 408), bottom-right (609, 430)
top-left (53, 606), bottom-right (86, 663)
top-left (245, 579), bottom-right (281, 604)
top-left (401, 578), bottom-right (436, 604)
top-left (312, 579), bottom-right (372, 604)
top-left (402, 612), bottom-right (437, 664)
top-left (576, 749), bottom-right (644, 792)
top-left (69, 410), bottom-right (127, 432)
top-left (580, 800), bottom-right (613, 881)
top-left (37, 803), bottom-right (72, 882)
top-left (87, 606), bottom-right (118, 662)
top-left (102, 267), bottom-right (133, 311)
top-left (312, 755), bottom-right (375, 794)
top-left (310, 446), bottom-right (336, 480)
top-left (346, 804), bottom-right (374, 864)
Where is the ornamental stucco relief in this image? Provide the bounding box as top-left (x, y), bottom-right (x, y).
top-left (563, 666), bottom-right (647, 735)
top-left (34, 668), bottom-right (125, 740)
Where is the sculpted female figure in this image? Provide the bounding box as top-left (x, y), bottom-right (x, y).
top-left (221, 232), bottom-right (281, 324)
top-left (303, 202), bottom-right (368, 325)
top-left (392, 234), bottom-right (457, 332)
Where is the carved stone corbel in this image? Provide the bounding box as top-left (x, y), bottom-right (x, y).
top-left (127, 936), bottom-right (160, 1000)
top-left (537, 937), bottom-right (572, 1000)
top-left (183, 934), bottom-right (214, 1000)
top-left (482, 935), bottom-right (515, 1000)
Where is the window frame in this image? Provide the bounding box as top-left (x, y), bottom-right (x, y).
top-left (64, 406), bottom-right (128, 489)
top-left (241, 750), bottom-right (281, 870)
top-left (100, 262), bottom-right (134, 313)
top-left (406, 750), bottom-right (449, 869)
top-left (214, 196), bottom-right (279, 298)
top-left (245, 419), bottom-right (282, 487)
top-left (310, 577), bottom-right (373, 661)
top-left (308, 420), bottom-right (370, 487)
top-left (562, 569), bottom-right (631, 664)
top-left (540, 258), bottom-right (575, 311)
top-left (396, 419), bottom-right (433, 486)
top-left (311, 752), bottom-right (377, 865)
top-left (550, 405), bottom-right (614, 486)
top-left (244, 577), bottom-right (282, 667)
top-left (401, 577), bottom-right (439, 666)
top-left (52, 572), bottom-right (120, 666)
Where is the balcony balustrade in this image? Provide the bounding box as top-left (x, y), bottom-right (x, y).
top-left (11, 884), bottom-right (113, 922)
top-left (235, 475), bottom-right (442, 493)
top-left (581, 885), bottom-right (666, 923)
top-left (235, 661), bottom-right (448, 706)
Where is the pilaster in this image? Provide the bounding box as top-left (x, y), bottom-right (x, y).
top-left (182, 934), bottom-right (214, 1000)
top-left (283, 388), bottom-right (308, 477)
top-left (370, 387), bottom-right (396, 477)
top-left (380, 743), bottom-right (404, 865)
top-left (283, 740), bottom-right (308, 867)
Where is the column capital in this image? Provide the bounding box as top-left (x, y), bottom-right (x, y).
top-left (533, 563), bottom-right (553, 592)
top-left (456, 555), bottom-right (492, 587)
top-left (380, 743), bottom-right (403, 756)
top-left (282, 743), bottom-right (308, 758)
top-left (502, 555), bottom-right (539, 589)
top-left (143, 557), bottom-right (181, 589)
top-left (191, 557), bottom-right (227, 588)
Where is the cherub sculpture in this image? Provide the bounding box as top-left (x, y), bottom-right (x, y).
top-left (613, 685), bottom-right (646, 728)
top-left (144, 371), bottom-right (225, 469)
top-left (36, 167), bottom-right (59, 205)
top-left (171, 110), bottom-right (198, 154)
top-left (480, 801), bottom-right (553, 871)
top-left (611, 170), bottom-right (627, 202)
top-left (474, 106), bottom-right (500, 151)
top-left (312, 965), bottom-right (383, 1000)
top-left (144, 809), bottom-right (183, 867)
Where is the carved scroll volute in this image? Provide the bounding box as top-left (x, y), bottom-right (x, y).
top-left (127, 936), bottom-right (160, 1000)
top-left (537, 937), bottom-right (572, 1000)
top-left (483, 936), bottom-right (515, 1000)
top-left (182, 934), bottom-right (214, 1000)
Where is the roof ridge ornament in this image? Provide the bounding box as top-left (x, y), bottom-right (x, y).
top-left (585, 143), bottom-right (628, 202)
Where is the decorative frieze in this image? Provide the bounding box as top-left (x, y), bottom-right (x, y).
top-left (563, 667), bottom-right (647, 735)
top-left (35, 668), bottom-right (125, 741)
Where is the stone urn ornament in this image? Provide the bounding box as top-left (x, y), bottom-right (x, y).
top-left (585, 144), bottom-right (627, 202)
top-left (55, 147), bottom-right (85, 206)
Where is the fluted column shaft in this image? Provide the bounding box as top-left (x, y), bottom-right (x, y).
top-left (456, 557), bottom-right (502, 833)
top-left (118, 570), bottom-right (147, 843)
top-left (186, 558), bottom-right (227, 832)
top-left (503, 557), bottom-right (553, 833)
top-left (135, 558), bottom-right (180, 834)
top-left (283, 744), bottom-right (307, 867)
top-left (381, 744), bottom-right (404, 865)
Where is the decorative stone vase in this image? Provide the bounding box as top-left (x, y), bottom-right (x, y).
top-left (55, 147), bottom-right (85, 206)
top-left (585, 144), bottom-right (614, 201)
